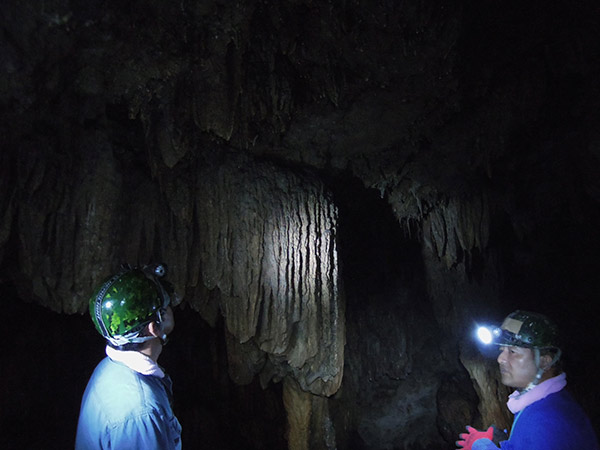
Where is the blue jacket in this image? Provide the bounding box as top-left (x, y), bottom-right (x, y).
top-left (473, 389), bottom-right (599, 450)
top-left (75, 357), bottom-right (182, 450)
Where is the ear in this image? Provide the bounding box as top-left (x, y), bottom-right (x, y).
top-left (147, 321), bottom-right (162, 338)
top-left (539, 354), bottom-right (553, 371)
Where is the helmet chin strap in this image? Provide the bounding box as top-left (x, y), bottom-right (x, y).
top-left (521, 347), bottom-right (562, 393)
top-left (156, 309), bottom-right (169, 346)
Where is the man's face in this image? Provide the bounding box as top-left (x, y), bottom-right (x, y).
top-left (497, 345), bottom-right (538, 389)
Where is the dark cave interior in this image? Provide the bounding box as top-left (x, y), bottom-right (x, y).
top-left (2, 0), bottom-right (600, 449)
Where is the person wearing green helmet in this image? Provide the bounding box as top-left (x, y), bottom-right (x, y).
top-left (75, 263), bottom-right (182, 450)
top-left (456, 310), bottom-right (599, 450)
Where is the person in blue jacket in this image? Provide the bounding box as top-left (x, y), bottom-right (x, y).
top-left (457, 310), bottom-right (599, 450)
top-left (76, 263), bottom-right (182, 450)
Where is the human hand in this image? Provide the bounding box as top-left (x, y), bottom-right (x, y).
top-left (455, 426), bottom-right (494, 450)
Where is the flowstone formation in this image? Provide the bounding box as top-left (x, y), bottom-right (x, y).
top-left (195, 154), bottom-right (344, 397)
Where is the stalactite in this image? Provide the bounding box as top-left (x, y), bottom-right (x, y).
top-left (11, 134), bottom-right (124, 313)
top-left (391, 185), bottom-right (491, 268)
top-left (282, 375), bottom-right (337, 450)
top-left (283, 376), bottom-right (311, 450)
top-left (6, 143), bottom-right (345, 445)
top-left (194, 153), bottom-right (345, 397)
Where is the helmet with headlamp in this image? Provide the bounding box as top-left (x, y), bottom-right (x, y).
top-left (89, 263), bottom-right (174, 346)
top-left (483, 310), bottom-right (561, 351)
top-left (494, 310), bottom-right (560, 350)
top-left (477, 310), bottom-right (562, 391)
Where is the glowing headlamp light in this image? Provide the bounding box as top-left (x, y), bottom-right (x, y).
top-left (476, 326), bottom-right (501, 345)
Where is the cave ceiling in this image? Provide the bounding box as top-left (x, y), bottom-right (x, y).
top-left (1, 0), bottom-right (600, 410)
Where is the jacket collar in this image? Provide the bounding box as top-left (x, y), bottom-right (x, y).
top-left (106, 345), bottom-right (165, 378)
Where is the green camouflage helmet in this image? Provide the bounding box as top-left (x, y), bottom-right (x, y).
top-left (89, 264), bottom-right (171, 346)
top-left (493, 310), bottom-right (561, 350)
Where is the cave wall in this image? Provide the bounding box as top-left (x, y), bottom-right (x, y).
top-left (2, 0), bottom-right (600, 449)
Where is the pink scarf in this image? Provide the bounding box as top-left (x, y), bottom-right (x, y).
top-left (507, 372), bottom-right (567, 413)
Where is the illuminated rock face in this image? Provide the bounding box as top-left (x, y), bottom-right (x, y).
top-left (192, 153), bottom-right (345, 420)
top-left (1, 0), bottom-right (600, 449)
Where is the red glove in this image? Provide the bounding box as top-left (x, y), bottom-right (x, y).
top-left (456, 426), bottom-right (494, 450)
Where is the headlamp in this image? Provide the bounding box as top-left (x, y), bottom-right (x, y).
top-left (477, 326), bottom-right (493, 344)
top-left (476, 326), bottom-right (502, 345)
